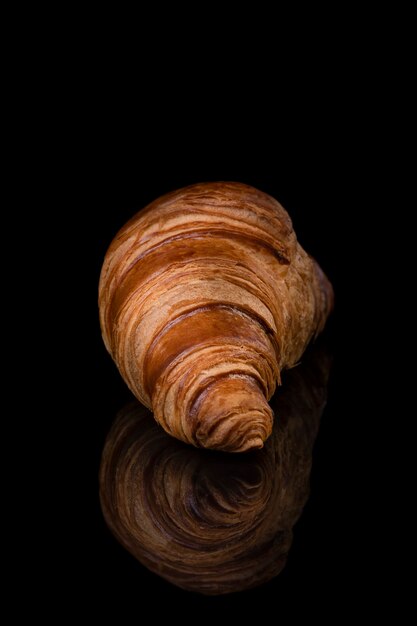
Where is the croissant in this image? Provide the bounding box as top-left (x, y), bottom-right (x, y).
top-left (99, 182), bottom-right (333, 452)
top-left (99, 342), bottom-right (331, 595)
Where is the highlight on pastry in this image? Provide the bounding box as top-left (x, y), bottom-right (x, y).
top-left (99, 182), bottom-right (333, 452)
top-left (99, 343), bottom-right (332, 595)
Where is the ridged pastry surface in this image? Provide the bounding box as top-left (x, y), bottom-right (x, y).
top-left (99, 182), bottom-right (333, 451)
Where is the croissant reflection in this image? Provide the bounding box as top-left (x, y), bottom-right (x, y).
top-left (100, 344), bottom-right (331, 595)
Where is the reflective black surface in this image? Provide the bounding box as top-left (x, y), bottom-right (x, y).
top-left (99, 343), bottom-right (331, 595)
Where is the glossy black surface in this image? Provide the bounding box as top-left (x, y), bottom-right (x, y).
top-left (99, 343), bottom-right (331, 595)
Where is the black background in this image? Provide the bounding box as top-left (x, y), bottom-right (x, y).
top-left (51, 126), bottom-right (383, 618)
top-left (11, 12), bottom-right (405, 616)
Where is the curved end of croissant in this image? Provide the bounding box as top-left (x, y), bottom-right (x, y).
top-left (190, 376), bottom-right (274, 453)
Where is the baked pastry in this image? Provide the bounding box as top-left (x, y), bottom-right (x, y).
top-left (99, 182), bottom-right (333, 451)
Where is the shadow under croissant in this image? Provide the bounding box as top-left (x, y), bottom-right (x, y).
top-left (99, 343), bottom-right (332, 595)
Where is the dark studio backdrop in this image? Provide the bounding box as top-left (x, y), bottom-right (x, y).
top-left (58, 126), bottom-right (382, 618)
top-left (12, 12), bottom-right (404, 616)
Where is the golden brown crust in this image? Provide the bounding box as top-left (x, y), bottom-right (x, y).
top-left (99, 182), bottom-right (333, 451)
top-left (99, 344), bottom-right (332, 595)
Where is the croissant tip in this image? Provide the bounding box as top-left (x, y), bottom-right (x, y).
top-left (198, 434), bottom-right (267, 454)
top-left (235, 436), bottom-right (265, 453)
top-left (195, 416), bottom-right (271, 453)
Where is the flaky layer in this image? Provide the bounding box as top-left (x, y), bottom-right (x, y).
top-left (99, 182), bottom-right (333, 451)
